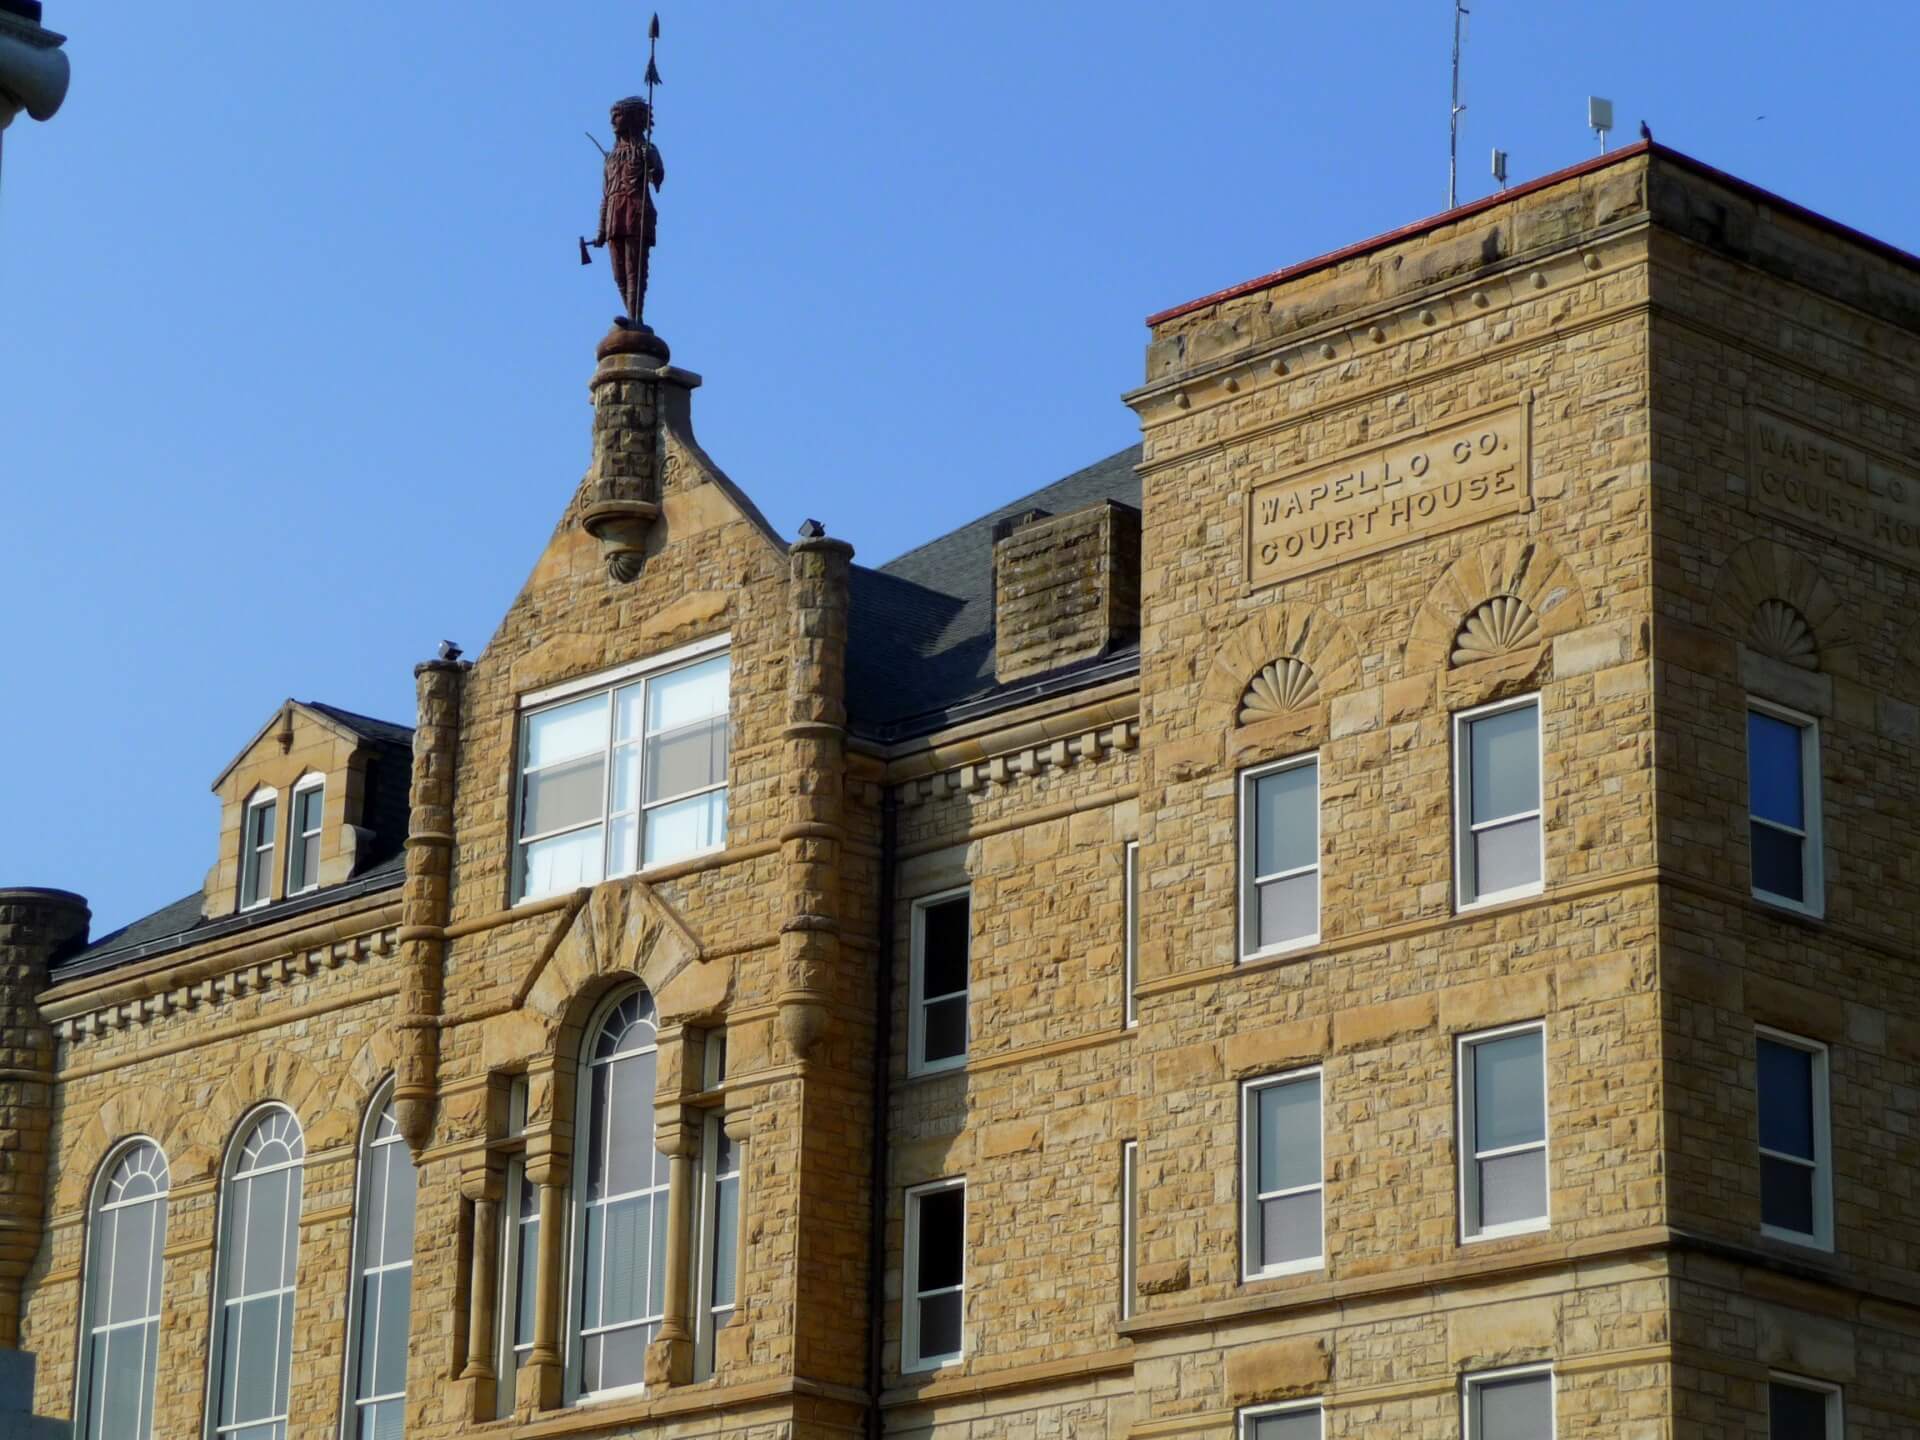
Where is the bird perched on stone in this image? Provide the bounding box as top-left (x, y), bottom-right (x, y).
top-left (1639, 120), bottom-right (1653, 142)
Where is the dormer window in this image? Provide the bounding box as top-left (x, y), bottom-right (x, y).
top-left (515, 639), bottom-right (730, 902)
top-left (240, 790), bottom-right (278, 910)
top-left (286, 776), bottom-right (325, 895)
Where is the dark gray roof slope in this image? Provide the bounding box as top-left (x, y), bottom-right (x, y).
top-left (305, 702), bottom-right (415, 750)
top-left (847, 445), bottom-right (1142, 737)
top-left (54, 852), bottom-right (408, 982)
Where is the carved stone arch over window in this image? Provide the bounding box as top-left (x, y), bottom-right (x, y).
top-left (1198, 603), bottom-right (1361, 732)
top-left (1406, 537), bottom-right (1589, 672)
top-left (1710, 539), bottom-right (1854, 676)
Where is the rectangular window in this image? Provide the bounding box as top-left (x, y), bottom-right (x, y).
top-left (692, 1110), bottom-right (741, 1380)
top-left (495, 1079), bottom-right (537, 1417)
top-left (286, 780), bottom-right (324, 895)
top-left (909, 890), bottom-right (970, 1075)
top-left (1769, 1373), bottom-right (1841, 1438)
top-left (1241, 1069), bottom-right (1324, 1278)
top-left (1120, 1141), bottom-right (1137, 1321)
top-left (514, 640), bottom-right (729, 902)
top-left (903, 1179), bottom-right (965, 1372)
top-left (1459, 1023), bottom-right (1549, 1241)
top-left (1124, 842), bottom-right (1139, 1027)
top-left (240, 794), bottom-right (277, 910)
top-left (1239, 1401), bottom-right (1322, 1440)
top-left (1463, 1366), bottom-right (1554, 1440)
top-left (1756, 1029), bottom-right (1833, 1249)
top-left (1240, 756), bottom-right (1320, 958)
top-left (1748, 703), bottom-right (1823, 916)
top-left (1454, 696), bottom-right (1543, 909)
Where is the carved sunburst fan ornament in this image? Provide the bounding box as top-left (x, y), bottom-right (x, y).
top-left (1749, 599), bottom-right (1819, 669)
top-left (1451, 595), bottom-right (1541, 666)
top-left (1238, 657), bottom-right (1320, 723)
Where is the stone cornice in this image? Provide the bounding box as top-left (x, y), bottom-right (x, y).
top-left (43, 909), bottom-right (400, 1050)
top-left (1128, 222), bottom-right (1650, 439)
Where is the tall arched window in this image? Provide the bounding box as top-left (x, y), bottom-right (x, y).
top-left (569, 988), bottom-right (667, 1399)
top-left (78, 1139), bottom-right (170, 1440)
top-left (210, 1107), bottom-right (304, 1440)
top-left (342, 1085), bottom-right (417, 1439)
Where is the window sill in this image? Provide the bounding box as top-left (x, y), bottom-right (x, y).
top-left (1239, 936), bottom-right (1320, 966)
top-left (900, 1060), bottom-right (969, 1087)
top-left (902, 1354), bottom-right (963, 1377)
top-left (1751, 890), bottom-right (1825, 922)
top-left (1759, 1223), bottom-right (1835, 1254)
top-left (1455, 883), bottom-right (1545, 915)
top-left (1461, 1218), bottom-right (1550, 1245)
top-left (1242, 1257), bottom-right (1325, 1284)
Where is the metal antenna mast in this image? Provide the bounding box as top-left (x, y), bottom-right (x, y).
top-left (1449, 1), bottom-right (1469, 209)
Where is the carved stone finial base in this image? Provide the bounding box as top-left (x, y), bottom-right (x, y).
top-left (598, 322), bottom-right (671, 364)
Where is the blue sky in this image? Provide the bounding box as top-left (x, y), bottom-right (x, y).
top-left (6, 1), bottom-right (1917, 934)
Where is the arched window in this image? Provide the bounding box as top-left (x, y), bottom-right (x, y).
top-left (210, 1107), bottom-right (305, 1440)
top-left (342, 1085), bottom-right (416, 1438)
top-left (78, 1139), bottom-right (170, 1440)
top-left (569, 988), bottom-right (667, 1399)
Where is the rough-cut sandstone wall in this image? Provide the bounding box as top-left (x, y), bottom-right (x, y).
top-left (1644, 163), bottom-right (1920, 1435)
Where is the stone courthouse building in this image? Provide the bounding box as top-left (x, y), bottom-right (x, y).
top-left (6, 137), bottom-right (1920, 1440)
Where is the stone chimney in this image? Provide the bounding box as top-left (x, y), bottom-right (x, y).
top-left (0, 886), bottom-right (87, 1345)
top-left (992, 500), bottom-right (1141, 685)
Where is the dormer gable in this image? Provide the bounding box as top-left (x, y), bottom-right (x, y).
top-left (203, 700), bottom-right (413, 920)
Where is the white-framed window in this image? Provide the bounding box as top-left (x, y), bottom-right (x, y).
top-left (342, 1084), bottom-right (416, 1440)
top-left (693, 1038), bottom-right (741, 1382)
top-left (1239, 1400), bottom-right (1323, 1440)
top-left (1462, 1365), bottom-right (1554, 1440)
top-left (208, 1107), bottom-right (305, 1440)
top-left (1769, 1372), bottom-right (1842, 1438)
top-left (1239, 755), bottom-right (1320, 959)
top-left (1241, 1068), bottom-right (1324, 1279)
top-left (1747, 702), bottom-right (1823, 916)
top-left (239, 789), bottom-right (279, 911)
top-left (567, 988), bottom-right (668, 1401)
top-left (1124, 841), bottom-right (1139, 1027)
top-left (286, 776), bottom-right (325, 896)
top-left (494, 1078), bottom-right (536, 1418)
top-left (1459, 1023), bottom-right (1549, 1241)
top-left (514, 638), bottom-right (730, 902)
top-left (1756, 1028), bottom-right (1833, 1250)
top-left (902, 1178), bottom-right (965, 1372)
top-left (909, 889), bottom-right (970, 1075)
top-left (1120, 1140), bottom-right (1138, 1321)
top-left (1453, 695), bottom-right (1543, 909)
top-left (77, 1139), bottom-right (170, 1440)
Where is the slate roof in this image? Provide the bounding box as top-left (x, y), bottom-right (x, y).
top-left (53, 851), bottom-right (408, 982)
top-left (305, 701), bottom-right (416, 750)
top-left (847, 445), bottom-right (1142, 737)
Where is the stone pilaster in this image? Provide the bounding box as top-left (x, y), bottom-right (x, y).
top-left (0, 887), bottom-right (87, 1346)
top-left (394, 657), bottom-right (466, 1153)
top-left (776, 528), bottom-right (854, 1065)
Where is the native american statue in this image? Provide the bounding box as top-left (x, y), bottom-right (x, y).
top-left (590, 95), bottom-right (665, 328)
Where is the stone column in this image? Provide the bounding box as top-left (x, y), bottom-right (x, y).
top-left (0, 888), bottom-right (88, 1347)
top-left (645, 1107), bottom-right (698, 1387)
top-left (394, 656), bottom-right (466, 1153)
top-left (459, 1162), bottom-right (503, 1417)
top-left (776, 526), bottom-right (855, 1065)
top-left (522, 1156), bottom-right (567, 1411)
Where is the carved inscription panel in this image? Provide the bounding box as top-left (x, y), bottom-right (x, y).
top-left (1246, 403), bottom-right (1531, 589)
top-left (1749, 410), bottom-right (1920, 569)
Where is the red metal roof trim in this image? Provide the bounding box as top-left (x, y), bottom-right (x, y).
top-left (1146, 140), bottom-right (1920, 329)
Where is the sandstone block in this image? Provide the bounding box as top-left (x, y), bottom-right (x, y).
top-left (1224, 1335), bottom-right (1332, 1405)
